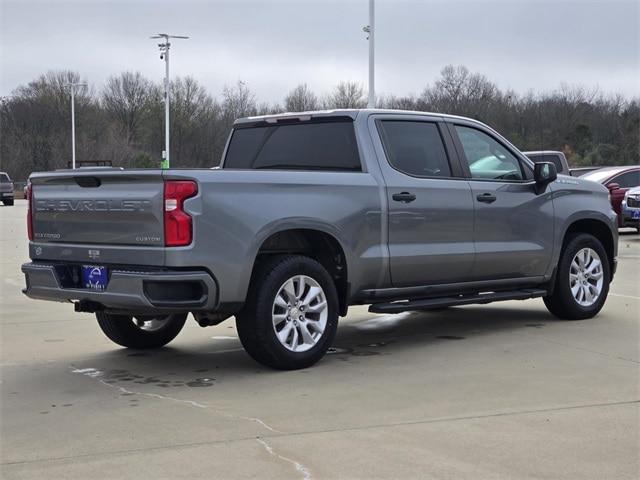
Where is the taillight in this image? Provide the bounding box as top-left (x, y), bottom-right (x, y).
top-left (26, 183), bottom-right (33, 241)
top-left (164, 180), bottom-right (197, 247)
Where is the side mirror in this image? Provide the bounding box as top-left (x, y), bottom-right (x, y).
top-left (534, 161), bottom-right (557, 194)
top-left (606, 183), bottom-right (620, 192)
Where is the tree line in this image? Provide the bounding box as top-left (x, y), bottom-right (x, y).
top-left (1, 65), bottom-right (638, 181)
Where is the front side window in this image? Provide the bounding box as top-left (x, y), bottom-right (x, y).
top-left (455, 126), bottom-right (524, 181)
top-left (378, 121), bottom-right (452, 177)
top-left (223, 120), bottom-right (361, 171)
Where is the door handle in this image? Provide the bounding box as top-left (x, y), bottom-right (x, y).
top-left (476, 193), bottom-right (497, 203)
top-left (392, 192), bottom-right (417, 203)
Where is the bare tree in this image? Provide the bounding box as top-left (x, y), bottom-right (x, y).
top-left (325, 81), bottom-right (366, 109)
top-left (222, 80), bottom-right (257, 120)
top-left (284, 84), bottom-right (318, 112)
top-left (102, 72), bottom-right (153, 145)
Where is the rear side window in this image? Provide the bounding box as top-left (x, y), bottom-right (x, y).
top-left (224, 121), bottom-right (361, 171)
top-left (527, 153), bottom-right (564, 172)
top-left (377, 121), bottom-right (452, 177)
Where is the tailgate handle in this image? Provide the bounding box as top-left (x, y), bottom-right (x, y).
top-left (75, 177), bottom-right (101, 188)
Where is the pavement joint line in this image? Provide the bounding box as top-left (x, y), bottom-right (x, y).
top-left (609, 293), bottom-right (640, 300)
top-left (3, 399), bottom-right (638, 468)
top-left (526, 336), bottom-right (640, 365)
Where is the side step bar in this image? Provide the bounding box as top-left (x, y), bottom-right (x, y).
top-left (368, 289), bottom-right (547, 314)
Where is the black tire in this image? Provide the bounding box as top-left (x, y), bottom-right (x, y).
top-left (236, 255), bottom-right (339, 370)
top-left (3, 199), bottom-right (13, 206)
top-left (544, 233), bottom-right (610, 320)
top-left (96, 312), bottom-right (187, 349)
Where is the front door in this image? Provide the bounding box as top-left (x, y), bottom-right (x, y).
top-left (372, 116), bottom-right (475, 287)
top-left (449, 123), bottom-right (555, 280)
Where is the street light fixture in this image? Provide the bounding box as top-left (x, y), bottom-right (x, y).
top-left (64, 82), bottom-right (87, 169)
top-left (150, 33), bottom-right (189, 169)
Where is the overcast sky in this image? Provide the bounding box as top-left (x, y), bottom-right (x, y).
top-left (1, 0), bottom-right (638, 102)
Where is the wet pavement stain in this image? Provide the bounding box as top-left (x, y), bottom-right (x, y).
top-left (327, 347), bottom-right (352, 355)
top-left (351, 351), bottom-right (380, 356)
top-left (436, 335), bottom-right (465, 340)
top-left (185, 378), bottom-right (215, 388)
top-left (76, 367), bottom-right (218, 391)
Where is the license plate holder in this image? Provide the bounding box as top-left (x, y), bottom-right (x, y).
top-left (632, 211), bottom-right (640, 219)
top-left (81, 265), bottom-right (108, 291)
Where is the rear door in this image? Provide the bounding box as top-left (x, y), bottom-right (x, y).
top-left (448, 122), bottom-right (555, 280)
top-left (370, 115), bottom-right (475, 287)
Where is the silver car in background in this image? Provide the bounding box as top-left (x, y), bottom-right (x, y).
top-left (0, 172), bottom-right (15, 206)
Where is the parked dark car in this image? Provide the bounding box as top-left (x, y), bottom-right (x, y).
top-left (581, 166), bottom-right (640, 227)
top-left (0, 172), bottom-right (14, 206)
top-left (524, 151), bottom-right (570, 176)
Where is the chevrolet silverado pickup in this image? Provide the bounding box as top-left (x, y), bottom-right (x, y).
top-left (22, 109), bottom-right (618, 369)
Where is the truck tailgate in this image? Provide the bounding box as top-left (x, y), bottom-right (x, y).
top-left (29, 169), bottom-right (166, 265)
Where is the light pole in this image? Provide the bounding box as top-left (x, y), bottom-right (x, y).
top-left (150, 33), bottom-right (189, 169)
top-left (363, 0), bottom-right (375, 108)
top-left (64, 82), bottom-right (87, 169)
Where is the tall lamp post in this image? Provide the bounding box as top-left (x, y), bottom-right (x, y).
top-left (150, 33), bottom-right (189, 169)
top-left (363, 0), bottom-right (375, 108)
top-left (64, 82), bottom-right (87, 169)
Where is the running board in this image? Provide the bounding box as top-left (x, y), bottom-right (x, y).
top-left (368, 289), bottom-right (548, 314)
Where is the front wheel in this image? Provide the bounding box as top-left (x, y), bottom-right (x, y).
top-left (236, 255), bottom-right (339, 370)
top-left (544, 233), bottom-right (610, 320)
top-left (96, 312), bottom-right (187, 349)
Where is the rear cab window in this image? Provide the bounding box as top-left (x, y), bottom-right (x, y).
top-left (223, 120), bottom-right (361, 171)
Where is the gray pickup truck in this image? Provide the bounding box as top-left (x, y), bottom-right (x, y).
top-left (22, 109), bottom-right (618, 369)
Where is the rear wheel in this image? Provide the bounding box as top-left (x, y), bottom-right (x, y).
top-left (3, 199), bottom-right (13, 206)
top-left (96, 312), bottom-right (187, 349)
top-left (544, 233), bottom-right (610, 320)
top-left (236, 255), bottom-right (339, 370)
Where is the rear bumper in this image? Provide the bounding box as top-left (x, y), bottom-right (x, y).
top-left (21, 262), bottom-right (218, 313)
top-left (0, 191), bottom-right (14, 199)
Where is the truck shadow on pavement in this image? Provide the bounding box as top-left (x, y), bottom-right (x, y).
top-left (67, 305), bottom-right (558, 384)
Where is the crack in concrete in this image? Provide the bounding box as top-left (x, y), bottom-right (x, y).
top-left (256, 438), bottom-right (312, 480)
top-left (69, 365), bottom-right (308, 475)
top-left (4, 399), bottom-right (638, 468)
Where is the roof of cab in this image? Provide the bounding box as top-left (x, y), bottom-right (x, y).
top-left (233, 108), bottom-right (474, 126)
